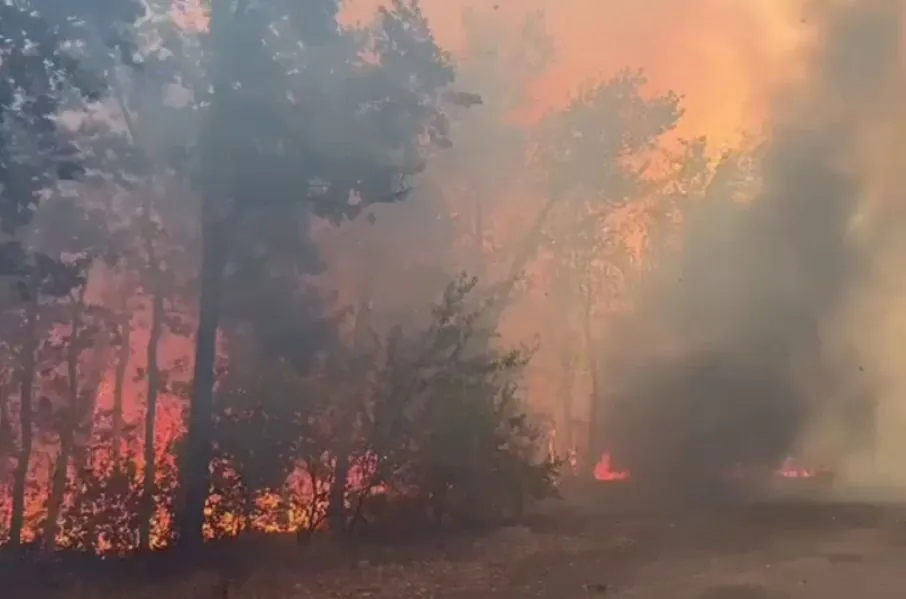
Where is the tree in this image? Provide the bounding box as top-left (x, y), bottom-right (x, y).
top-left (5, 254), bottom-right (94, 549)
top-left (486, 70), bottom-right (681, 469)
top-left (78, 83), bottom-right (198, 554)
top-left (177, 0), bottom-right (464, 547)
top-left (0, 0), bottom-right (144, 551)
top-left (505, 69), bottom-right (682, 313)
top-left (0, 0), bottom-right (144, 273)
top-left (545, 136), bottom-right (714, 467)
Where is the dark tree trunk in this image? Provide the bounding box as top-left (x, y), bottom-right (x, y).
top-left (111, 310), bottom-right (131, 467)
top-left (483, 197), bottom-right (558, 327)
top-left (44, 293), bottom-right (85, 551)
top-left (9, 294), bottom-right (38, 550)
top-left (582, 296), bottom-right (602, 477)
top-left (44, 429), bottom-right (74, 551)
top-left (328, 288), bottom-right (375, 537)
top-left (0, 381), bottom-right (12, 489)
top-left (180, 211), bottom-right (227, 549)
top-left (69, 369), bottom-right (104, 551)
top-left (139, 287), bottom-right (164, 551)
top-left (178, 0), bottom-right (236, 549)
top-left (327, 450), bottom-right (350, 535)
top-left (558, 352), bottom-right (576, 461)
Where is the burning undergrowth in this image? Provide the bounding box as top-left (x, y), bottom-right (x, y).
top-left (597, 0), bottom-right (906, 503)
top-left (0, 277), bottom-right (558, 554)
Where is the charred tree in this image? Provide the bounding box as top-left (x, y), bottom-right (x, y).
top-left (8, 288), bottom-right (38, 550)
top-left (43, 288), bottom-right (86, 552)
top-left (181, 208), bottom-right (228, 548)
top-left (139, 259), bottom-right (164, 552)
top-left (110, 306), bottom-right (131, 468)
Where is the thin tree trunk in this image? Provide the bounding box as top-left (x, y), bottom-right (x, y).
top-left (558, 352), bottom-right (576, 462)
top-left (111, 309), bottom-right (131, 468)
top-left (484, 197), bottom-right (558, 330)
top-left (139, 286), bottom-right (164, 551)
top-left (9, 290), bottom-right (38, 550)
top-left (44, 431), bottom-right (74, 552)
top-left (108, 37), bottom-right (168, 553)
top-left (44, 291), bottom-right (85, 551)
top-left (326, 451), bottom-right (350, 535)
top-left (582, 296), bottom-right (602, 477)
top-left (0, 380), bottom-right (12, 489)
top-left (68, 373), bottom-right (104, 552)
top-left (107, 71), bottom-right (136, 474)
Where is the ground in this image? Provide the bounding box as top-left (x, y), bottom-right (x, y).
top-left (15, 484), bottom-right (906, 599)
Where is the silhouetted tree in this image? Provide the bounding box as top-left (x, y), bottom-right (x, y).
top-left (178, 0), bottom-right (463, 547)
top-left (0, 0), bottom-right (144, 551)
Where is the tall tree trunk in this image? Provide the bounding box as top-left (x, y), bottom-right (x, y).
top-left (180, 210), bottom-right (227, 549)
top-left (68, 371), bottom-right (105, 551)
top-left (558, 352), bottom-right (576, 462)
top-left (178, 0), bottom-right (235, 549)
top-left (326, 451), bottom-right (350, 535)
top-left (9, 292), bottom-right (38, 550)
top-left (109, 49), bottom-right (168, 552)
top-left (111, 309), bottom-right (131, 468)
top-left (44, 292), bottom-right (84, 551)
top-left (582, 295), bottom-right (602, 477)
top-left (0, 380), bottom-right (12, 490)
top-left (327, 287), bottom-right (373, 536)
top-left (44, 429), bottom-right (75, 552)
top-left (139, 287), bottom-right (164, 551)
top-left (483, 197), bottom-right (558, 331)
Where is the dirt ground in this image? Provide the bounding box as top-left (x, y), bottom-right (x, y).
top-left (17, 484), bottom-right (906, 599)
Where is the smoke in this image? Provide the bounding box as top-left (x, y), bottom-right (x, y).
top-left (600, 0), bottom-right (906, 501)
top-left (339, 0), bottom-right (906, 501)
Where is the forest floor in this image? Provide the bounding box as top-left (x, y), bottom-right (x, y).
top-left (15, 483), bottom-right (906, 599)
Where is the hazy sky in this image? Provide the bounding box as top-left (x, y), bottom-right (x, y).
top-left (346, 0), bottom-right (808, 145)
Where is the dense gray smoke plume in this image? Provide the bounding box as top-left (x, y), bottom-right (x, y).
top-left (600, 0), bottom-right (905, 501)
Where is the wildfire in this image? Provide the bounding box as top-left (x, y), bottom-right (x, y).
top-left (0, 0), bottom-right (818, 555)
top-left (774, 457), bottom-right (819, 479)
top-left (593, 452), bottom-right (630, 481)
top-left (592, 452), bottom-right (820, 483)
top-left (0, 444), bottom-right (383, 552)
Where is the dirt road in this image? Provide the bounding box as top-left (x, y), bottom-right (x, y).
top-left (19, 490), bottom-right (906, 599)
top-left (504, 508), bottom-right (906, 599)
top-left (248, 491), bottom-right (906, 599)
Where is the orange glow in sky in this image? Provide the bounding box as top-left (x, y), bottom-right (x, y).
top-left (346, 0), bottom-right (808, 146)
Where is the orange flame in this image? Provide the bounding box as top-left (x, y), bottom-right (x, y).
top-left (593, 452), bottom-right (629, 481)
top-left (593, 452), bottom-right (819, 483)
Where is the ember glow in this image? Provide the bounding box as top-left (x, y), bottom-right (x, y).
top-left (774, 458), bottom-right (819, 480)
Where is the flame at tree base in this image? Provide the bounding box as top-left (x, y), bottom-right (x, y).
top-left (593, 452), bottom-right (630, 481)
